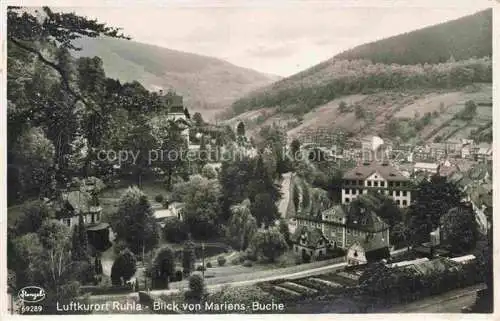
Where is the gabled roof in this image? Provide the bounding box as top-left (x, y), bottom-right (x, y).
top-left (346, 209), bottom-right (389, 233)
top-left (343, 162), bottom-right (408, 181)
top-left (291, 226), bottom-right (327, 248)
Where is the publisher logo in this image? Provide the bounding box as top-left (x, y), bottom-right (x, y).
top-left (18, 286), bottom-right (46, 303)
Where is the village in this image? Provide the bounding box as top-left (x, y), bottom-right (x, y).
top-left (5, 5), bottom-right (493, 315)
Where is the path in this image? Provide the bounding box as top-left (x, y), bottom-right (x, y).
top-left (277, 172), bottom-right (293, 220)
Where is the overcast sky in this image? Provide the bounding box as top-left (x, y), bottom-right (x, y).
top-left (58, 0), bottom-right (490, 76)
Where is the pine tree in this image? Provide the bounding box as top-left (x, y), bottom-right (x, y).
top-left (182, 239), bottom-right (196, 276)
top-left (71, 212), bottom-right (89, 262)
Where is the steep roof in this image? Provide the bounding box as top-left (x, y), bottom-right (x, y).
top-left (343, 162), bottom-right (408, 181)
top-left (346, 209), bottom-right (389, 233)
top-left (291, 226), bottom-right (327, 248)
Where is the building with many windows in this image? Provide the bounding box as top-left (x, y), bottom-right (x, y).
top-left (342, 162), bottom-right (412, 207)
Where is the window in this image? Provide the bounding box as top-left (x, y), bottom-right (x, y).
top-left (351, 189), bottom-right (356, 195)
top-left (295, 246), bottom-right (298, 253)
top-left (358, 180), bottom-right (363, 186)
top-left (63, 218), bottom-right (71, 227)
top-left (396, 200), bottom-right (401, 206)
top-left (374, 181), bottom-right (379, 187)
top-left (402, 191), bottom-right (407, 197)
top-left (402, 200), bottom-right (408, 206)
top-left (345, 189), bottom-right (350, 195)
top-left (358, 189), bottom-right (363, 194)
top-left (380, 181), bottom-right (385, 187)
top-left (367, 181), bottom-right (372, 187)
top-left (396, 191), bottom-right (400, 196)
top-left (345, 198), bottom-right (350, 203)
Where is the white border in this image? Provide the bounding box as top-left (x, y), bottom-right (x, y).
top-left (0, 1), bottom-right (497, 321)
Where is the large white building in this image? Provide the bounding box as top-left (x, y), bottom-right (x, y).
top-left (342, 162), bottom-right (412, 207)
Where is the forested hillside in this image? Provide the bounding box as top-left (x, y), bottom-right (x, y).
top-left (335, 9), bottom-right (492, 65)
top-left (230, 9), bottom-right (492, 117)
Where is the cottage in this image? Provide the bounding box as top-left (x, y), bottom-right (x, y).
top-left (346, 242), bottom-right (390, 266)
top-left (53, 188), bottom-right (111, 252)
top-left (291, 226), bottom-right (329, 260)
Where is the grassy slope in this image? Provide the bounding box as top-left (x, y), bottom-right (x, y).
top-left (72, 37), bottom-right (280, 120)
top-left (225, 83), bottom-right (492, 144)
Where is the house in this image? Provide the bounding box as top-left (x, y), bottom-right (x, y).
top-left (475, 143), bottom-right (492, 162)
top-left (346, 243), bottom-right (390, 266)
top-left (438, 159), bottom-right (459, 177)
top-left (53, 188), bottom-right (111, 252)
top-left (291, 226), bottom-right (329, 260)
top-left (360, 136), bottom-right (391, 162)
top-left (154, 202), bottom-right (185, 227)
top-left (296, 202), bottom-right (390, 252)
top-left (160, 92), bottom-right (191, 145)
top-left (342, 162), bottom-right (412, 207)
top-left (414, 162), bottom-right (439, 175)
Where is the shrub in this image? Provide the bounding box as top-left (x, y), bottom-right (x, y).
top-left (185, 274), bottom-right (205, 301)
top-left (217, 256), bottom-right (227, 267)
top-left (206, 262), bottom-right (212, 268)
top-left (155, 194), bottom-right (164, 203)
top-left (110, 249), bottom-right (137, 286)
top-left (196, 265), bottom-right (206, 272)
top-left (231, 258), bottom-right (240, 265)
top-left (163, 218), bottom-right (188, 243)
top-left (113, 239), bottom-right (128, 257)
top-left (242, 260), bottom-right (253, 267)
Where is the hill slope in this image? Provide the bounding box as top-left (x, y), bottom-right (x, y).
top-left (72, 37), bottom-right (280, 120)
top-left (227, 9), bottom-right (492, 144)
top-left (334, 9), bottom-right (492, 65)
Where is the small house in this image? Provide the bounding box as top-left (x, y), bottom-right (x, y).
top-left (291, 226), bottom-right (328, 260)
top-left (346, 242), bottom-right (390, 266)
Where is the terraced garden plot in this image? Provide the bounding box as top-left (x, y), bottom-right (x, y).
top-left (308, 277), bottom-right (343, 288)
top-left (280, 281), bottom-right (318, 295)
top-left (272, 285), bottom-right (301, 298)
top-left (338, 271), bottom-right (360, 281)
top-left (319, 272), bottom-right (359, 287)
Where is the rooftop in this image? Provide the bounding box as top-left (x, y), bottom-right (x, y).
top-left (343, 162), bottom-right (408, 181)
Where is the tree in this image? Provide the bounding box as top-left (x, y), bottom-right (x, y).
top-left (152, 246), bottom-right (175, 289)
top-left (354, 105), bottom-right (365, 119)
top-left (70, 212), bottom-right (90, 262)
top-left (278, 218), bottom-right (292, 246)
top-left (460, 100), bottom-right (477, 120)
top-left (249, 228), bottom-right (288, 263)
top-left (236, 121), bottom-right (245, 136)
top-left (7, 6), bottom-right (129, 113)
top-left (440, 205), bottom-right (477, 253)
top-left (391, 222), bottom-right (411, 249)
top-left (247, 154), bottom-right (281, 202)
top-left (163, 218), bottom-right (188, 243)
top-left (250, 193), bottom-right (280, 228)
top-left (226, 200), bottom-right (258, 251)
top-left (192, 112), bottom-right (204, 127)
top-left (11, 127), bottom-right (56, 199)
top-left (201, 164), bottom-right (217, 179)
top-left (110, 186), bottom-right (159, 254)
top-left (290, 139), bottom-right (301, 160)
top-left (219, 156), bottom-right (255, 220)
top-left (338, 101), bottom-right (349, 113)
top-left (172, 175), bottom-right (222, 239)
top-left (376, 196), bottom-right (403, 228)
top-left (182, 240), bottom-right (196, 276)
top-left (110, 249), bottom-right (137, 285)
top-left (408, 175), bottom-right (464, 245)
top-left (12, 200), bottom-right (54, 236)
top-left (185, 274), bottom-right (205, 302)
